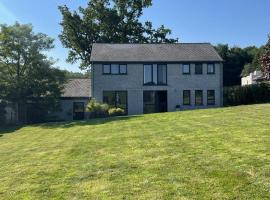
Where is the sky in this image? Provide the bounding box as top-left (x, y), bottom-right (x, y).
top-left (0, 0), bottom-right (270, 72)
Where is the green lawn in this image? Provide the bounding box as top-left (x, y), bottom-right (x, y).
top-left (0, 104), bottom-right (269, 199)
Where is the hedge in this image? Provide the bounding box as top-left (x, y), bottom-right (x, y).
top-left (224, 83), bottom-right (270, 106)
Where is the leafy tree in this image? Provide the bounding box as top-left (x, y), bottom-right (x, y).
top-left (215, 44), bottom-right (258, 86)
top-left (62, 69), bottom-right (90, 79)
top-left (59, 0), bottom-right (178, 70)
top-left (0, 22), bottom-right (66, 123)
top-left (260, 35), bottom-right (270, 80)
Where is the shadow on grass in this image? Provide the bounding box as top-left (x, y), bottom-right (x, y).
top-left (35, 115), bottom-right (142, 130)
top-left (0, 125), bottom-right (23, 137)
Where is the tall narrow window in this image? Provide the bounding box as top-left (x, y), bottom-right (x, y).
top-left (103, 64), bottom-right (110, 74)
top-left (195, 64), bottom-right (203, 74)
top-left (207, 64), bottom-right (215, 74)
top-left (157, 64), bottom-right (167, 85)
top-left (207, 90), bottom-right (215, 105)
top-left (144, 65), bottom-right (153, 85)
top-left (182, 64), bottom-right (190, 74)
top-left (195, 90), bottom-right (203, 105)
top-left (183, 90), bottom-right (190, 105)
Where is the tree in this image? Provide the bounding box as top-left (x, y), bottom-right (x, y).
top-left (0, 22), bottom-right (66, 123)
top-left (62, 69), bottom-right (90, 79)
top-left (59, 0), bottom-right (178, 70)
top-left (215, 44), bottom-right (258, 86)
top-left (260, 35), bottom-right (270, 80)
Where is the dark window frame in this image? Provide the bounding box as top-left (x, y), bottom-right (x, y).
top-left (143, 64), bottom-right (167, 86)
top-left (102, 64), bottom-right (127, 75)
top-left (207, 63), bottom-right (215, 74)
top-left (119, 64), bottom-right (127, 74)
top-left (183, 90), bottom-right (191, 105)
top-left (195, 63), bottom-right (203, 75)
top-left (182, 64), bottom-right (191, 75)
top-left (103, 90), bottom-right (128, 114)
top-left (195, 90), bottom-right (203, 106)
top-left (103, 64), bottom-right (111, 74)
top-left (207, 90), bottom-right (215, 105)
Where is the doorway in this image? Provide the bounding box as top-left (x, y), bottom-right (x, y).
top-left (73, 102), bottom-right (85, 120)
top-left (143, 91), bottom-right (167, 114)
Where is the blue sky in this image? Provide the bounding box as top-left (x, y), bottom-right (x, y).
top-left (0, 0), bottom-right (269, 72)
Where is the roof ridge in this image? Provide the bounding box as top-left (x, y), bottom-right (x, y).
top-left (92, 42), bottom-right (211, 45)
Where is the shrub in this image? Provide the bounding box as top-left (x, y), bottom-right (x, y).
top-left (224, 83), bottom-right (270, 106)
top-left (108, 107), bottom-right (125, 117)
top-left (86, 99), bottom-right (109, 118)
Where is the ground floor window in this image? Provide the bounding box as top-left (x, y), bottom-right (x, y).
top-left (103, 91), bottom-right (128, 113)
top-left (207, 90), bottom-right (215, 105)
top-left (143, 91), bottom-right (167, 114)
top-left (195, 90), bottom-right (203, 105)
top-left (183, 90), bottom-right (191, 105)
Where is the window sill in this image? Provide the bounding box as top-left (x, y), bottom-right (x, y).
top-left (143, 84), bottom-right (168, 86)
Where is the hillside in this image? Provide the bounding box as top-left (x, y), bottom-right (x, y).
top-left (0, 104), bottom-right (269, 199)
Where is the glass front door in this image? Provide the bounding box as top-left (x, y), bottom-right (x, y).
top-left (143, 91), bottom-right (167, 114)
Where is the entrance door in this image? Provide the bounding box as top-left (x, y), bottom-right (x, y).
top-left (143, 91), bottom-right (167, 114)
top-left (73, 102), bottom-right (85, 120)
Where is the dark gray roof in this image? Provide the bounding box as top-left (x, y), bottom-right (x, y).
top-left (90, 43), bottom-right (223, 62)
top-left (61, 79), bottom-right (91, 98)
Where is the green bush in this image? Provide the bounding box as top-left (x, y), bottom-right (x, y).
top-left (108, 107), bottom-right (125, 117)
top-left (86, 99), bottom-right (109, 118)
top-left (224, 83), bottom-right (270, 106)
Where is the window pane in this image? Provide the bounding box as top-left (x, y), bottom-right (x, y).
top-left (183, 64), bottom-right (190, 74)
top-left (207, 64), bottom-right (215, 74)
top-left (157, 64), bottom-right (167, 84)
top-left (103, 91), bottom-right (115, 106)
top-left (111, 64), bottom-right (119, 74)
top-left (183, 90), bottom-right (190, 105)
top-left (116, 91), bottom-right (127, 113)
top-left (103, 65), bottom-right (110, 74)
top-left (153, 65), bottom-right (157, 84)
top-left (143, 91), bottom-right (155, 114)
top-left (195, 64), bottom-right (203, 74)
top-left (195, 90), bottom-right (203, 105)
top-left (207, 90), bottom-right (215, 105)
top-left (119, 64), bottom-right (127, 74)
top-left (144, 65), bottom-right (152, 85)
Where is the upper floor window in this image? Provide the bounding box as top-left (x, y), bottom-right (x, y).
top-left (195, 64), bottom-right (203, 74)
top-left (182, 64), bottom-right (190, 74)
top-left (103, 64), bottom-right (111, 74)
top-left (103, 64), bottom-right (127, 75)
top-left (143, 64), bottom-right (167, 85)
top-left (207, 64), bottom-right (215, 74)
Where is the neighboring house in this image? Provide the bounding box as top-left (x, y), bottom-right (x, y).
top-left (90, 43), bottom-right (223, 115)
top-left (241, 70), bottom-right (264, 86)
top-left (54, 78), bottom-right (91, 121)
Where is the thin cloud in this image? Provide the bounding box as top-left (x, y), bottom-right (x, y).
top-left (0, 1), bottom-right (18, 24)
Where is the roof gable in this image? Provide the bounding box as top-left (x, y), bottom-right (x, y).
top-left (90, 43), bottom-right (223, 63)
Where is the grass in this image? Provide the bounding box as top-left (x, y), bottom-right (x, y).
top-left (0, 104), bottom-right (269, 199)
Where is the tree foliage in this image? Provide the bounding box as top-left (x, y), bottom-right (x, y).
top-left (59, 0), bottom-right (178, 69)
top-left (260, 35), bottom-right (270, 80)
top-left (215, 44), bottom-right (260, 86)
top-left (0, 22), bottom-right (66, 123)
